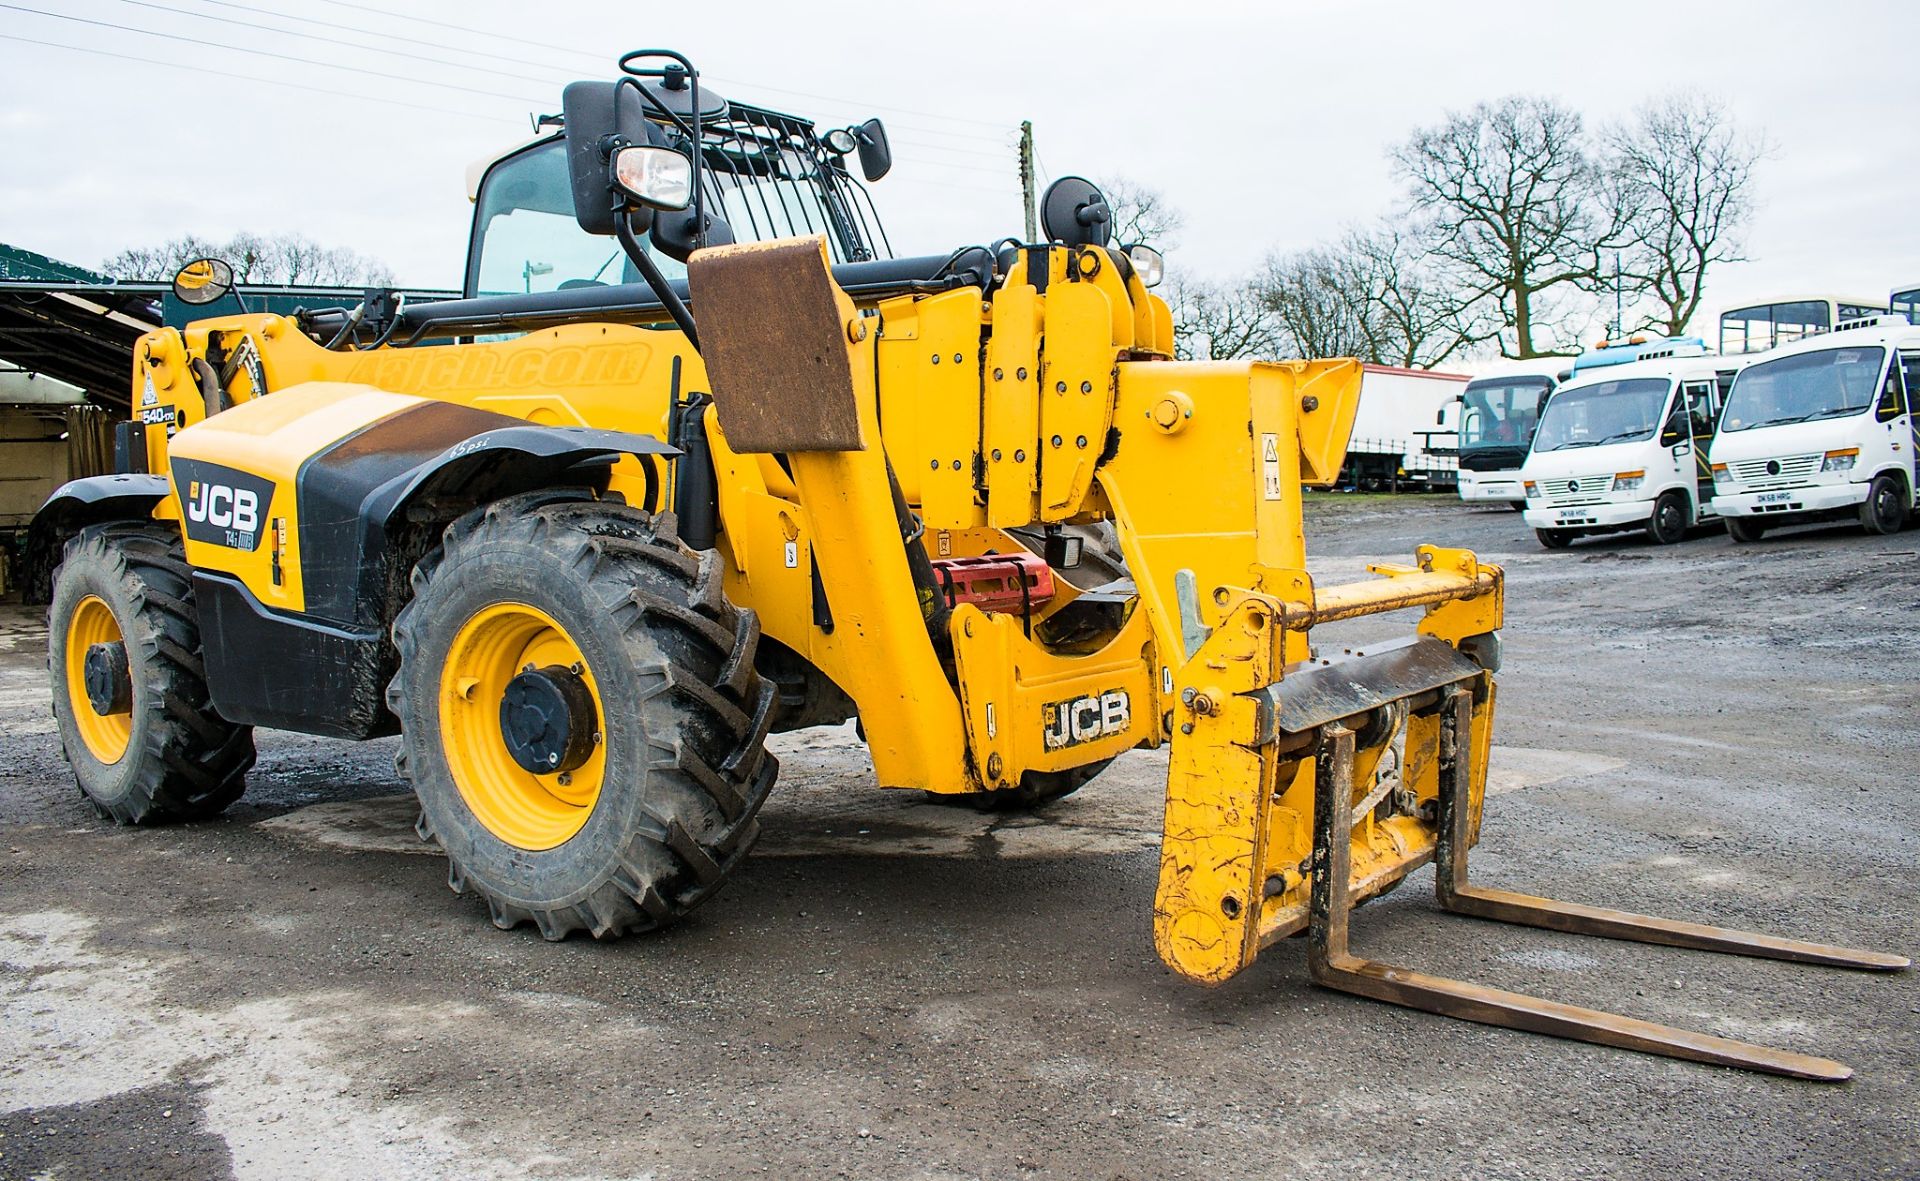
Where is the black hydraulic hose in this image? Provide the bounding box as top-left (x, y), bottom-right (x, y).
top-left (885, 460), bottom-right (951, 649)
top-left (615, 213), bottom-right (699, 349)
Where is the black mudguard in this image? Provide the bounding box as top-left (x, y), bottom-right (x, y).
top-left (203, 412), bottom-right (677, 738)
top-left (22, 474), bottom-right (173, 604)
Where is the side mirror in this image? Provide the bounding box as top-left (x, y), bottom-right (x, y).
top-left (1040, 176), bottom-right (1112, 248)
top-left (172, 257), bottom-right (234, 306)
top-left (561, 80), bottom-right (657, 236)
top-left (854, 118), bottom-right (891, 182)
top-left (652, 209), bottom-right (734, 264)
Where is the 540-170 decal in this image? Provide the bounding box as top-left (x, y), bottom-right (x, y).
top-left (170, 458), bottom-right (277, 552)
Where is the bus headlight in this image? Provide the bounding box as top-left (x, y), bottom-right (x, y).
top-left (1523, 481), bottom-right (1539, 498)
top-left (1711, 462), bottom-right (1729, 488)
top-left (1613, 470), bottom-right (1645, 493)
top-left (1822, 448), bottom-right (1858, 473)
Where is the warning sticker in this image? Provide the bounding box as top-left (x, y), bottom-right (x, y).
top-left (1261, 433), bottom-right (1283, 499)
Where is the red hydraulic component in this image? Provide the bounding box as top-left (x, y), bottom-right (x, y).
top-left (930, 552), bottom-right (1056, 614)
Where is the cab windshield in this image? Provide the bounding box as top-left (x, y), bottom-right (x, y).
top-left (467, 114), bottom-right (888, 298)
top-left (1459, 377), bottom-right (1550, 452)
top-left (1531, 379), bottom-right (1671, 452)
top-left (1719, 347), bottom-right (1887, 432)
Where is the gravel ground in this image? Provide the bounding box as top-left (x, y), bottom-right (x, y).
top-left (1, 495), bottom-right (1915, 1180)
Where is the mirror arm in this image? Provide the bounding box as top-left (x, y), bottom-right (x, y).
top-left (615, 209), bottom-right (699, 350)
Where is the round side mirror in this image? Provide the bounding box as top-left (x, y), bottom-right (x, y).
top-left (172, 258), bottom-right (235, 306)
top-left (1040, 176), bottom-right (1112, 248)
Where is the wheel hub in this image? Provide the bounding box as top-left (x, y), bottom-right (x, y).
top-left (499, 665), bottom-right (597, 775)
top-left (83, 640), bottom-right (132, 716)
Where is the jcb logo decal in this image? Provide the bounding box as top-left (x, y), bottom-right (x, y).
top-left (1042, 689), bottom-right (1131, 751)
top-left (173, 459), bottom-right (275, 552)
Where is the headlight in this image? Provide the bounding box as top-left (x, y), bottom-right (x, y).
top-left (612, 145), bottom-right (694, 211)
top-left (1126, 244), bottom-right (1164, 288)
top-left (1613, 470), bottom-right (1645, 493)
top-left (1711, 462), bottom-right (1730, 487)
top-left (1822, 448), bottom-right (1858, 473)
top-left (1523, 481), bottom-right (1539, 498)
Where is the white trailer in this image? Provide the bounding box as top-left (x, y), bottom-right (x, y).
top-left (1337, 364), bottom-right (1469, 492)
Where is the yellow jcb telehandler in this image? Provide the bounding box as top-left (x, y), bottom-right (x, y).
top-left (28, 51), bottom-right (1905, 1080)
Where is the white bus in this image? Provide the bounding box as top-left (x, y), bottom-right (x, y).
top-left (1892, 283), bottom-right (1919, 325)
top-left (1719, 295), bottom-right (1888, 356)
top-left (1520, 347), bottom-right (1744, 548)
top-left (1453, 363), bottom-right (1563, 507)
top-left (1709, 316), bottom-right (1918, 541)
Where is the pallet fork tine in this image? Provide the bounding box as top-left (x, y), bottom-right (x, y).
top-left (1306, 691), bottom-right (1908, 1083)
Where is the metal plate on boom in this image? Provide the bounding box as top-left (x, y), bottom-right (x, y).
top-left (686, 235), bottom-right (865, 454)
top-left (1257, 635), bottom-right (1482, 739)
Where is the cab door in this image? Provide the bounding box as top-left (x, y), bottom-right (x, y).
top-left (1680, 380), bottom-right (1719, 506)
top-left (1883, 352), bottom-right (1919, 500)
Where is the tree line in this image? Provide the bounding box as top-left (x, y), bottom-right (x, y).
top-left (101, 232), bottom-right (394, 287)
top-left (1117, 92), bottom-right (1762, 364)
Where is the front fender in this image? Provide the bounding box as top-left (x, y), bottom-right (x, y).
top-left (21, 474), bottom-right (172, 603)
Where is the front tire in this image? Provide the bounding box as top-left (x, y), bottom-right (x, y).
top-left (388, 494), bottom-right (777, 940)
top-left (1646, 491), bottom-right (1689, 545)
top-left (1860, 474), bottom-right (1907, 535)
top-left (47, 523), bottom-right (253, 823)
top-left (1725, 517), bottom-right (1767, 544)
top-left (1535, 528), bottom-right (1575, 550)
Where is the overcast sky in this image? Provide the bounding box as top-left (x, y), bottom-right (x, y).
top-left (3, 0), bottom-right (1915, 344)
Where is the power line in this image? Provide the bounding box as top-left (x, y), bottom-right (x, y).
top-left (181, 0), bottom-right (576, 79)
top-left (0, 31), bottom-right (510, 123)
top-left (298, 0), bottom-right (1017, 135)
top-left (104, 0), bottom-right (568, 91)
top-left (0, 3), bottom-right (549, 106)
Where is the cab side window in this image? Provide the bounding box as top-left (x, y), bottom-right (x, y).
top-left (1683, 382), bottom-right (1716, 437)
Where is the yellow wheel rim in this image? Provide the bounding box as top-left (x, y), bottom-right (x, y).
top-left (440, 602), bottom-right (605, 850)
top-left (66, 594), bottom-right (132, 765)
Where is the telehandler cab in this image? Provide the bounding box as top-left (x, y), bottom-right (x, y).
top-left (31, 50), bottom-right (1904, 1080)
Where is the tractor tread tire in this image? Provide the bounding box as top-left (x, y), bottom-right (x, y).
top-left (389, 493), bottom-right (776, 942)
top-left (48, 522), bottom-right (253, 824)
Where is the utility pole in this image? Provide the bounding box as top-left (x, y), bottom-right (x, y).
top-left (1609, 252), bottom-right (1623, 340)
top-left (1018, 121), bottom-right (1037, 243)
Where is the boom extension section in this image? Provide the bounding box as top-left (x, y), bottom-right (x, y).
top-left (687, 233), bottom-right (1905, 1082)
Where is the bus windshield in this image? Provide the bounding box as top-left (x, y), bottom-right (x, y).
top-left (1532, 379), bottom-right (1671, 452)
top-left (1459, 377), bottom-right (1550, 453)
top-left (1719, 347), bottom-right (1887, 432)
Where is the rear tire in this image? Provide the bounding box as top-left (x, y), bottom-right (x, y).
top-left (1646, 491), bottom-right (1689, 545)
top-left (1860, 474), bottom-right (1907, 535)
top-left (47, 523), bottom-right (253, 823)
top-left (388, 494), bottom-right (777, 940)
top-left (933, 761), bottom-right (1110, 812)
top-left (1535, 528), bottom-right (1575, 550)
top-left (1725, 517), bottom-right (1767, 544)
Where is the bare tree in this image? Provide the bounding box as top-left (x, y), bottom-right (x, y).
top-left (1164, 275), bottom-right (1278, 360)
top-left (1256, 247), bottom-right (1370, 360)
top-left (101, 232), bottom-right (395, 286)
top-left (1253, 228), bottom-right (1478, 367)
top-left (1394, 96), bottom-right (1612, 358)
top-left (1604, 95), bottom-right (1762, 337)
top-left (1096, 177), bottom-right (1186, 250)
